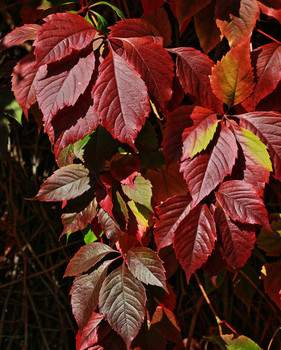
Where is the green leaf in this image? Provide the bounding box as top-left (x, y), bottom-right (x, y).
top-left (122, 174), bottom-right (153, 211)
top-left (90, 1), bottom-right (125, 20)
top-left (4, 99), bottom-right (23, 125)
top-left (210, 334), bottom-right (262, 350)
top-left (92, 11), bottom-right (108, 32)
top-left (238, 127), bottom-right (272, 171)
top-left (127, 200), bottom-right (151, 234)
top-left (82, 225), bottom-right (98, 244)
top-left (257, 220), bottom-right (281, 256)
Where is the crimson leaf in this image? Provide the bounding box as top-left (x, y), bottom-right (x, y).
top-left (169, 47), bottom-right (223, 113)
top-left (11, 53), bottom-right (39, 117)
top-left (99, 263), bottom-right (146, 349)
top-left (34, 164), bottom-right (91, 202)
top-left (34, 50), bottom-right (96, 122)
top-left (0, 24), bottom-right (40, 50)
top-left (64, 242), bottom-right (117, 277)
top-left (109, 18), bottom-right (159, 39)
top-left (162, 106), bottom-right (193, 165)
top-left (119, 37), bottom-right (174, 111)
top-left (215, 205), bottom-right (255, 269)
top-left (154, 194), bottom-right (192, 251)
top-left (215, 180), bottom-right (271, 230)
top-left (242, 43), bottom-right (281, 111)
top-left (76, 312), bottom-right (104, 350)
top-left (173, 204), bottom-right (217, 283)
top-left (93, 46), bottom-right (150, 150)
top-left (126, 247), bottom-right (167, 291)
top-left (34, 12), bottom-right (97, 65)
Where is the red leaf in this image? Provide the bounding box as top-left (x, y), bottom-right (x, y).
top-left (140, 0), bottom-right (165, 17)
top-left (126, 247), bottom-right (167, 291)
top-left (11, 53), bottom-right (39, 117)
top-left (45, 89), bottom-right (99, 159)
top-left (71, 262), bottom-right (111, 330)
top-left (119, 37), bottom-right (174, 111)
top-left (210, 39), bottom-right (255, 107)
top-left (262, 261), bottom-right (281, 311)
top-left (98, 209), bottom-right (123, 244)
top-left (61, 199), bottom-right (97, 237)
top-left (96, 174), bottom-right (114, 218)
top-left (238, 111), bottom-right (281, 180)
top-left (76, 312), bottom-right (104, 350)
top-left (143, 6), bottom-right (173, 47)
top-left (34, 12), bottom-right (97, 65)
top-left (215, 0), bottom-right (260, 47)
top-left (194, 2), bottom-right (221, 54)
top-left (215, 205), bottom-right (255, 269)
top-left (180, 124), bottom-right (238, 206)
top-left (181, 106), bottom-right (218, 160)
top-left (146, 163), bottom-right (188, 205)
top-left (259, 2), bottom-right (281, 23)
top-left (174, 0), bottom-right (212, 31)
top-left (259, 0), bottom-right (281, 9)
top-left (169, 47), bottom-right (223, 113)
top-left (154, 194), bottom-right (192, 251)
top-left (64, 242), bottom-right (116, 277)
top-left (110, 155), bottom-right (140, 188)
top-left (99, 263), bottom-right (146, 349)
top-left (242, 43), bottom-right (281, 111)
top-left (0, 24), bottom-right (40, 50)
top-left (34, 164), bottom-right (91, 202)
top-left (162, 106), bottom-right (193, 165)
top-left (173, 204), bottom-right (217, 283)
top-left (109, 18), bottom-right (159, 39)
top-left (215, 180), bottom-right (270, 230)
top-left (93, 47), bottom-right (150, 150)
top-left (35, 51), bottom-right (96, 122)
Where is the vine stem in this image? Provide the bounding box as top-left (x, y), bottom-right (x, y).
top-left (194, 272), bottom-right (223, 336)
top-left (255, 28), bottom-right (281, 44)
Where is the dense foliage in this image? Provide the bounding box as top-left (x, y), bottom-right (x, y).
top-left (1, 0), bottom-right (281, 349)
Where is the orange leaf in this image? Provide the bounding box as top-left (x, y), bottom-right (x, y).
top-left (210, 40), bottom-right (255, 107)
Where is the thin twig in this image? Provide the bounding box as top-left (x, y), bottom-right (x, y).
top-left (194, 272), bottom-right (222, 336)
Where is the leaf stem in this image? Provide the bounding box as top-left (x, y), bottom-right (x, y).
top-left (268, 326), bottom-right (281, 350)
top-left (255, 28), bottom-right (281, 44)
top-left (194, 272), bottom-right (222, 336)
